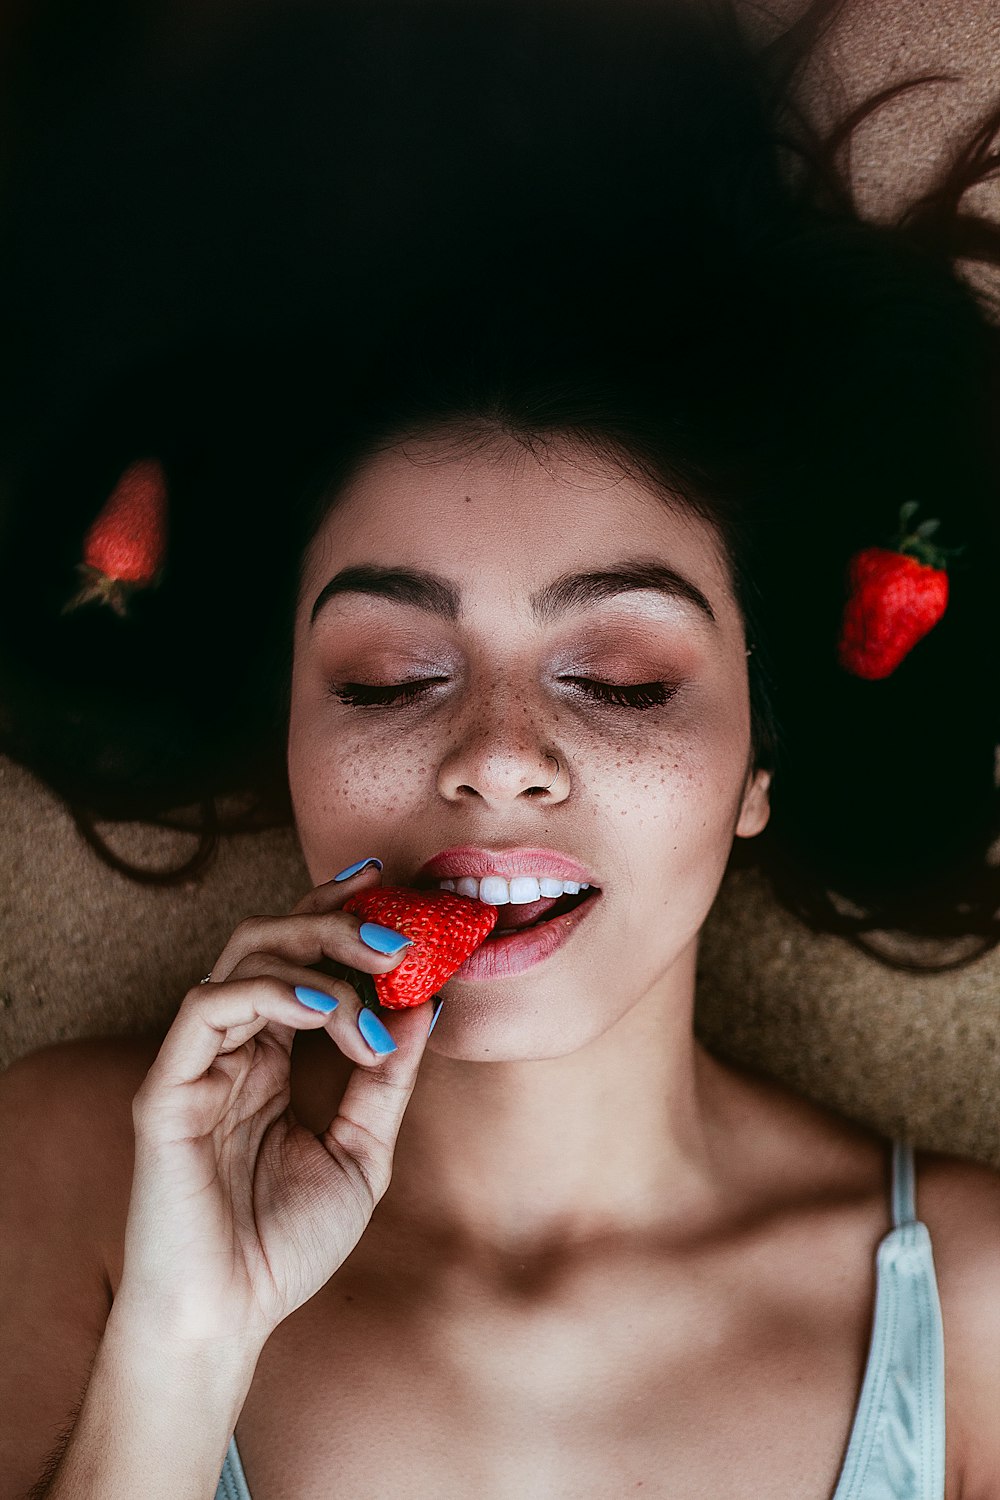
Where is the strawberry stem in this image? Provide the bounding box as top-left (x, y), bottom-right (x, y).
top-left (348, 967), bottom-right (379, 1009)
top-left (891, 501), bottom-right (959, 571)
top-left (323, 961), bottom-right (379, 1010)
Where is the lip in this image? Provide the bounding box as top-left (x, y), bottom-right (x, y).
top-left (450, 886), bottom-right (602, 981)
top-left (416, 845), bottom-right (597, 886)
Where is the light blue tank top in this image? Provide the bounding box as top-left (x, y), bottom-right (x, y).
top-left (215, 1139), bottom-right (944, 1499)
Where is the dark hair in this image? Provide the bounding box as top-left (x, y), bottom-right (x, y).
top-left (0, 0), bottom-right (997, 972)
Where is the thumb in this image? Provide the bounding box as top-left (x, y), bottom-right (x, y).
top-left (320, 999), bottom-right (434, 1200)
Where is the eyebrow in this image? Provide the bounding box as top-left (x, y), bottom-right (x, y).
top-left (309, 557), bottom-right (718, 629)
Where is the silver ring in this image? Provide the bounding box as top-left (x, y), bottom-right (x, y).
top-left (200, 973), bottom-right (214, 984)
top-left (542, 754), bottom-right (560, 791)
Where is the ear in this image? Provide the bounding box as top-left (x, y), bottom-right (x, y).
top-left (734, 765), bottom-right (772, 839)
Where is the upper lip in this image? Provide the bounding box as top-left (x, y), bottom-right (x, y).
top-left (416, 846), bottom-right (598, 886)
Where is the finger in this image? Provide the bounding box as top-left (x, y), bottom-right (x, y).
top-left (320, 1000), bottom-right (435, 1201)
top-left (207, 905), bottom-right (412, 988)
top-left (206, 858), bottom-right (383, 983)
top-left (143, 975), bottom-right (358, 1093)
top-left (223, 954), bottom-right (409, 1071)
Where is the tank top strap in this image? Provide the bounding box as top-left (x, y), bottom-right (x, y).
top-left (891, 1138), bottom-right (917, 1227)
top-left (831, 1138), bottom-right (945, 1499)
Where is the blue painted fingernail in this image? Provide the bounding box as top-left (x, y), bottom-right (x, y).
top-left (358, 1007), bottom-right (397, 1055)
top-left (333, 857), bottom-right (383, 882)
top-left (359, 922), bottom-right (413, 955)
top-left (294, 985), bottom-right (340, 1013)
top-left (428, 998), bottom-right (444, 1036)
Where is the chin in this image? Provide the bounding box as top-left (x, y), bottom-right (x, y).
top-left (423, 987), bottom-right (619, 1063)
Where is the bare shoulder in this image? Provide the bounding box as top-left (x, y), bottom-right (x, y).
top-left (1, 1029), bottom-right (164, 1141)
top-left (0, 1032), bottom-right (163, 1500)
top-left (914, 1144), bottom-right (1000, 1308)
top-left (915, 1144), bottom-right (1000, 1225)
top-left (0, 1032), bottom-right (164, 1256)
top-left (712, 1063), bottom-right (1000, 1495)
top-left (914, 1148), bottom-right (1000, 1499)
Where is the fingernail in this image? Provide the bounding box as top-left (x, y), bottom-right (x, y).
top-left (358, 1007), bottom-right (398, 1055)
top-left (359, 922), bottom-right (413, 955)
top-left (294, 985), bottom-right (340, 1014)
top-left (428, 998), bottom-right (444, 1036)
top-left (333, 857), bottom-right (383, 882)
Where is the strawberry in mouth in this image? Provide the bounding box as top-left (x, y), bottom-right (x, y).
top-left (338, 880), bottom-right (602, 1003)
top-left (403, 864), bottom-right (605, 982)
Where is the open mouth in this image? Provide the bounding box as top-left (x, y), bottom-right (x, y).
top-left (480, 885), bottom-right (599, 939)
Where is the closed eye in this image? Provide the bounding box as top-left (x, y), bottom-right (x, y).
top-left (327, 678), bottom-right (448, 709)
top-left (327, 678), bottom-right (680, 711)
top-left (562, 678), bottom-right (680, 710)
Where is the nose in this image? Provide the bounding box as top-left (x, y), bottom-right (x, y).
top-left (437, 741), bottom-right (566, 805)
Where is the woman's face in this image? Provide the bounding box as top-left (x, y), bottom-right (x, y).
top-left (287, 430), bottom-right (771, 1059)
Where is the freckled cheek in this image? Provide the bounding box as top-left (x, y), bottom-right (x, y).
top-left (590, 708), bottom-right (746, 864)
top-left (609, 740), bottom-right (744, 958)
top-left (287, 709), bottom-right (436, 841)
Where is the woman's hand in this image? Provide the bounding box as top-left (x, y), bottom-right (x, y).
top-left (114, 860), bottom-right (433, 1358)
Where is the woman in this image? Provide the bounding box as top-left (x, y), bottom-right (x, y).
top-left (1, 2), bottom-right (1000, 1497)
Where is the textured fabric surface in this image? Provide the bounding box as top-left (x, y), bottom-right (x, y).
top-left (1, 0), bottom-right (999, 1164)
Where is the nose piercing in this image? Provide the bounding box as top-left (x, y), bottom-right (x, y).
top-left (542, 754), bottom-right (561, 791)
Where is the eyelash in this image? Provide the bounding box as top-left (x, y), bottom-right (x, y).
top-left (327, 677), bottom-right (680, 712)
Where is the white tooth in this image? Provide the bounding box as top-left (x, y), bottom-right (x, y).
top-left (562, 880), bottom-right (581, 895)
top-left (438, 878), bottom-right (458, 892)
top-left (455, 876), bottom-right (481, 899)
top-left (580, 883), bottom-right (590, 890)
top-left (479, 875), bottom-right (510, 905)
top-left (509, 876), bottom-right (542, 904)
top-left (538, 877), bottom-right (565, 898)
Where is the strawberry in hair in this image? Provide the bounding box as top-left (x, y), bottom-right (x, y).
top-left (837, 500), bottom-right (963, 680)
top-left (62, 457), bottom-right (168, 620)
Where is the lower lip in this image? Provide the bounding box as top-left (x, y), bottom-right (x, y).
top-left (452, 892), bottom-right (602, 981)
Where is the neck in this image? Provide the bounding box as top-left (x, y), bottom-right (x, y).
top-left (371, 941), bottom-right (732, 1269)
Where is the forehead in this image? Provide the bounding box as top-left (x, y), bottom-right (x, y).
top-left (303, 433), bottom-right (734, 610)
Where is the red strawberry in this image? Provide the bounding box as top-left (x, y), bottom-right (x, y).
top-left (61, 458), bottom-right (168, 620)
top-left (837, 501), bottom-right (962, 680)
top-left (341, 887), bottom-right (498, 1009)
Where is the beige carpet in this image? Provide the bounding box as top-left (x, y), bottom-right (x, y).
top-left (1, 0), bottom-right (998, 1164)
